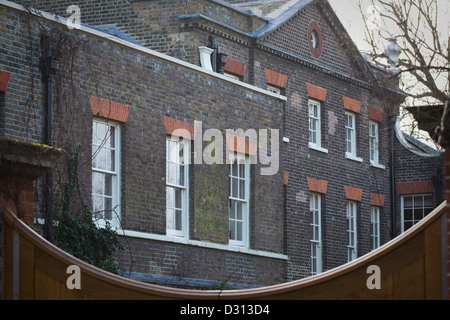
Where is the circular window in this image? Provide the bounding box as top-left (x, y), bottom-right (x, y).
top-left (308, 21), bottom-right (323, 58)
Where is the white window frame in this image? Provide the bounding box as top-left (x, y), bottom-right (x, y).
top-left (345, 112), bottom-right (363, 162)
top-left (370, 206), bottom-right (381, 250)
top-left (267, 85), bottom-right (281, 97)
top-left (310, 193), bottom-right (322, 275)
top-left (228, 153), bottom-right (250, 248)
top-left (92, 119), bottom-right (121, 228)
top-left (346, 201), bottom-right (357, 262)
top-left (369, 121), bottom-right (385, 169)
top-left (308, 99), bottom-right (328, 153)
top-left (309, 100), bottom-right (321, 146)
top-left (166, 136), bottom-right (190, 238)
top-left (400, 194), bottom-right (434, 233)
top-left (224, 72), bottom-right (240, 81)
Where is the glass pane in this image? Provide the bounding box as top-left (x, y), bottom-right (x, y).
top-left (311, 105), bottom-right (316, 118)
top-left (346, 134), bottom-right (352, 153)
top-left (424, 207), bottom-right (433, 217)
top-left (175, 188), bottom-right (182, 210)
top-left (105, 173), bottom-right (112, 196)
top-left (109, 127), bottom-right (115, 148)
top-left (166, 187), bottom-right (174, 208)
top-left (403, 208), bottom-right (413, 222)
top-left (178, 164), bottom-right (185, 186)
top-left (96, 122), bottom-right (106, 145)
top-left (236, 221), bottom-right (242, 241)
top-left (104, 197), bottom-right (112, 220)
top-left (229, 200), bottom-right (236, 219)
top-left (309, 128), bottom-right (315, 144)
top-left (314, 225), bottom-right (319, 241)
top-left (167, 140), bottom-right (176, 163)
top-left (232, 177), bottom-right (238, 198)
top-left (93, 195), bottom-right (103, 213)
top-left (96, 148), bottom-right (106, 170)
top-left (175, 210), bottom-right (182, 231)
top-left (423, 195), bottom-right (433, 207)
top-left (404, 221), bottom-right (413, 231)
top-left (92, 172), bottom-right (104, 195)
top-left (167, 162), bottom-right (177, 184)
top-left (92, 146), bottom-right (98, 168)
top-left (231, 159), bottom-right (238, 177)
top-left (167, 208), bottom-right (174, 230)
top-left (236, 201), bottom-right (243, 220)
top-left (311, 245), bottom-right (317, 258)
top-left (239, 179), bottom-right (245, 199)
top-left (229, 221), bottom-right (235, 240)
top-left (403, 196), bottom-right (413, 208)
top-left (109, 149), bottom-right (115, 171)
top-left (413, 196), bottom-right (424, 208)
top-left (179, 143), bottom-right (184, 164)
top-left (238, 161), bottom-right (245, 178)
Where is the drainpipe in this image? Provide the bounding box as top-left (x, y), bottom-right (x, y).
top-left (390, 114), bottom-right (397, 239)
top-left (40, 35), bottom-right (59, 242)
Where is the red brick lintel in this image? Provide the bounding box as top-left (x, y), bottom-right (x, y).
top-left (343, 96), bottom-right (361, 113)
top-left (395, 181), bottom-right (433, 195)
top-left (368, 107), bottom-right (383, 123)
top-left (307, 177), bottom-right (328, 194)
top-left (370, 193), bottom-right (385, 207)
top-left (224, 58), bottom-right (246, 77)
top-left (163, 117), bottom-right (194, 140)
top-left (90, 96), bottom-right (130, 123)
top-left (265, 69), bottom-right (287, 89)
top-left (345, 186), bottom-right (363, 201)
top-left (306, 83), bottom-right (327, 102)
top-left (225, 133), bottom-right (257, 156)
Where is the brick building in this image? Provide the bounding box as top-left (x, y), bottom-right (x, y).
top-left (0, 0), bottom-right (445, 288)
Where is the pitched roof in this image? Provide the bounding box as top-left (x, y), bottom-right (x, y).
top-left (234, 0), bottom-right (314, 37)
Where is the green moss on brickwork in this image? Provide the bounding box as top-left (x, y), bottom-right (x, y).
top-left (193, 162), bottom-right (229, 244)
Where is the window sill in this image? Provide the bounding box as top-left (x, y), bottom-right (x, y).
top-left (121, 229), bottom-right (288, 260)
top-left (345, 153), bottom-right (363, 163)
top-left (370, 161), bottom-right (385, 170)
top-left (309, 143), bottom-right (328, 154)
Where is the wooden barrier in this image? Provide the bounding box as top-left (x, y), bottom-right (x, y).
top-left (1, 201), bottom-right (447, 300)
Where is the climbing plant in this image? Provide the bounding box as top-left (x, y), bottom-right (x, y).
top-left (54, 147), bottom-right (124, 275)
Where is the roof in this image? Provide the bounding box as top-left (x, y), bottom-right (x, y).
top-left (394, 118), bottom-right (442, 157)
top-left (237, 0), bottom-right (307, 18)
top-left (234, 0), bottom-right (314, 37)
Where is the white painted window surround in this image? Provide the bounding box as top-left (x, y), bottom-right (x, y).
top-left (310, 193), bottom-right (322, 275)
top-left (345, 112), bottom-right (363, 162)
top-left (229, 154), bottom-right (250, 248)
top-left (308, 99), bottom-right (328, 154)
top-left (166, 137), bottom-right (190, 238)
top-left (92, 119), bottom-right (121, 228)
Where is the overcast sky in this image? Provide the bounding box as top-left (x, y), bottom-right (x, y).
top-left (327, 0), bottom-right (449, 53)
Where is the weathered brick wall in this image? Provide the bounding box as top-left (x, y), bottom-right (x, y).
top-left (249, 5), bottom-right (395, 279)
top-left (19, 0), bottom-right (264, 65)
top-left (262, 2), bottom-right (355, 77)
top-left (0, 3), bottom-right (286, 287)
top-left (8, 0), bottom-right (444, 288)
top-left (0, 6), bottom-right (45, 143)
top-left (394, 137), bottom-right (445, 236)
